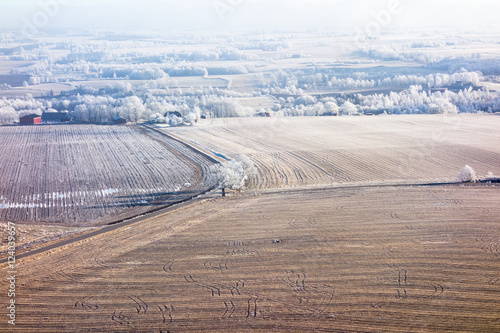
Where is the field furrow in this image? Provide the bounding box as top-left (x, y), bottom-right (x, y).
top-left (0, 124), bottom-right (217, 226)
top-left (2, 185), bottom-right (499, 332)
top-left (169, 115), bottom-right (500, 189)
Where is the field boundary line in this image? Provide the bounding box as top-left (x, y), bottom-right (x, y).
top-left (141, 124), bottom-right (228, 164)
top-left (243, 181), bottom-right (500, 197)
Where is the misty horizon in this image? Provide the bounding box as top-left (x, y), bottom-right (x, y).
top-left (1, 0), bottom-right (500, 34)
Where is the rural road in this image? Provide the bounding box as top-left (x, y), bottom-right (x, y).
top-left (0, 189), bottom-right (217, 264)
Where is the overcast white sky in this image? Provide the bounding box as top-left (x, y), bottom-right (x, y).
top-left (1, 0), bottom-right (500, 33)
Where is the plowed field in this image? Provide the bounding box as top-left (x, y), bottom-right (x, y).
top-left (169, 114), bottom-right (500, 189)
top-left (1, 114), bottom-right (499, 332)
top-left (0, 125), bottom-right (217, 226)
top-left (2, 185), bottom-right (499, 332)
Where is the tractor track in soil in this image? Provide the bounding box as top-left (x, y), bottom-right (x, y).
top-left (3, 177), bottom-right (495, 265)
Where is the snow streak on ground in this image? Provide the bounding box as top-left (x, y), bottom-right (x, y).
top-left (0, 125), bottom-right (217, 225)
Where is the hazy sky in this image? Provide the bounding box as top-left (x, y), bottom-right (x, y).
top-left (1, 0), bottom-right (500, 33)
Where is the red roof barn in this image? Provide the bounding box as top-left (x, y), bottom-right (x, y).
top-left (20, 114), bottom-right (42, 125)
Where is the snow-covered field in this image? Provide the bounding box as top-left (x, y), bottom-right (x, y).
top-left (2, 31), bottom-right (500, 123)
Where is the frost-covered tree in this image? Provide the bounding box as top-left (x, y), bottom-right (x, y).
top-left (212, 155), bottom-right (257, 197)
top-left (120, 96), bottom-right (147, 122)
top-left (0, 105), bottom-right (19, 124)
top-left (184, 106), bottom-right (201, 124)
top-left (324, 101), bottom-right (339, 114)
top-left (235, 155), bottom-right (257, 178)
top-left (339, 101), bottom-right (358, 116)
top-left (169, 115), bottom-right (183, 127)
top-left (429, 99), bottom-right (458, 114)
top-left (457, 165), bottom-right (477, 183)
top-left (205, 99), bottom-right (254, 118)
top-left (294, 95), bottom-right (317, 106)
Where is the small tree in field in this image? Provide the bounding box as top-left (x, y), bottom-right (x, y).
top-left (212, 155), bottom-right (257, 197)
top-left (457, 165), bottom-right (477, 183)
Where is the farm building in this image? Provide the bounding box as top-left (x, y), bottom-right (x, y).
top-left (42, 111), bottom-right (70, 123)
top-left (20, 114), bottom-right (42, 125)
top-left (112, 116), bottom-right (127, 125)
top-left (165, 111), bottom-right (182, 118)
top-left (165, 111), bottom-right (184, 126)
top-left (483, 176), bottom-right (500, 183)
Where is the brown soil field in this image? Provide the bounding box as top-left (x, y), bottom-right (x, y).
top-left (0, 124), bottom-right (217, 227)
top-left (169, 114), bottom-right (500, 189)
top-left (0, 222), bottom-right (96, 257)
top-left (1, 115), bottom-right (499, 332)
top-left (1, 185), bottom-right (499, 332)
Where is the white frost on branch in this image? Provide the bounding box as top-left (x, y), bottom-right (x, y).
top-left (340, 101), bottom-right (358, 116)
top-left (457, 165), bottom-right (477, 183)
top-left (212, 155), bottom-right (257, 192)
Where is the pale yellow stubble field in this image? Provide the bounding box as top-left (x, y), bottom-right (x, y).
top-left (169, 114), bottom-right (500, 190)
